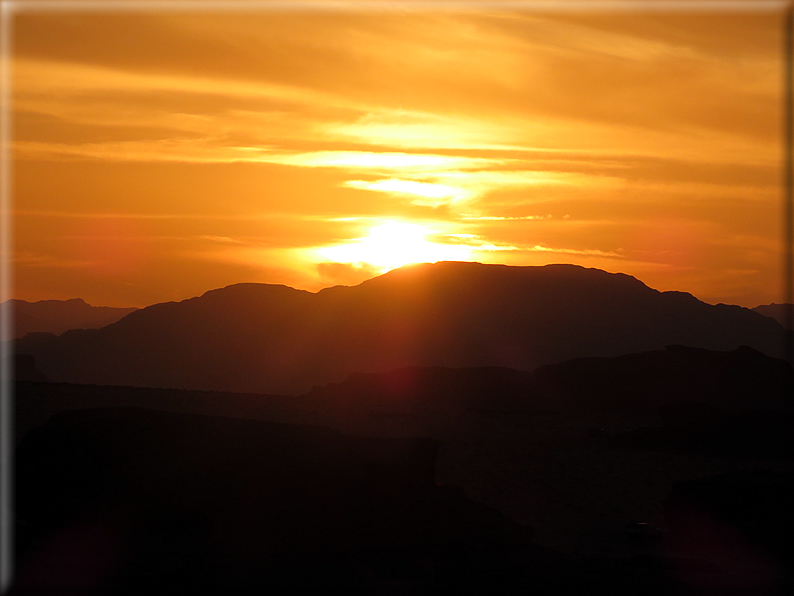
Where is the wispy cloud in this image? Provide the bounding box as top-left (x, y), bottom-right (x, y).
top-left (13, 210), bottom-right (269, 220)
top-left (264, 151), bottom-right (499, 170)
top-left (526, 245), bottom-right (623, 257)
top-left (343, 179), bottom-right (470, 206)
top-left (459, 214), bottom-right (559, 221)
top-left (12, 251), bottom-right (100, 269)
top-left (196, 235), bottom-right (246, 244)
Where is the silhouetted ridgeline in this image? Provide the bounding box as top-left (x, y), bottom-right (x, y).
top-left (16, 344), bottom-right (792, 437)
top-left (4, 298), bottom-right (137, 339)
top-left (752, 303), bottom-right (794, 330)
top-left (14, 262), bottom-right (789, 395)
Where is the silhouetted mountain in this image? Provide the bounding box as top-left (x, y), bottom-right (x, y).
top-left (16, 262), bottom-right (790, 394)
top-left (752, 303), bottom-right (794, 330)
top-left (5, 298), bottom-right (137, 339)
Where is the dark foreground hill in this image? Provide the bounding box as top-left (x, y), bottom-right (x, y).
top-left (5, 298), bottom-right (137, 339)
top-left (14, 408), bottom-right (586, 594)
top-left (16, 262), bottom-right (789, 395)
top-left (13, 344), bottom-right (792, 593)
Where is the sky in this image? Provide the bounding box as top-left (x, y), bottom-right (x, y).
top-left (5, 0), bottom-right (789, 308)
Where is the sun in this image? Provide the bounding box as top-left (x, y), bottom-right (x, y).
top-left (318, 222), bottom-right (472, 272)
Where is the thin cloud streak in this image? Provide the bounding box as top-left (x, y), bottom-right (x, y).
top-left (14, 210), bottom-right (278, 220)
top-left (527, 245), bottom-right (623, 257)
top-left (343, 179), bottom-right (470, 206)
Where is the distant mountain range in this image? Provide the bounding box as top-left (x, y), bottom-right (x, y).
top-left (14, 262), bottom-right (791, 395)
top-left (752, 303), bottom-right (794, 330)
top-left (5, 298), bottom-right (137, 339)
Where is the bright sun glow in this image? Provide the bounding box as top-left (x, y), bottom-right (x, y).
top-left (318, 222), bottom-right (473, 271)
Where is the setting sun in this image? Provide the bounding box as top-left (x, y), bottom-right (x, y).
top-left (317, 222), bottom-right (473, 272)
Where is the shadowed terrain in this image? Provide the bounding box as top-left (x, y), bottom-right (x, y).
top-left (13, 408), bottom-right (577, 594)
top-left (12, 343), bottom-right (793, 594)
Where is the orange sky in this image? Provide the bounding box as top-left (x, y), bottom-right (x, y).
top-left (5, 1), bottom-right (789, 308)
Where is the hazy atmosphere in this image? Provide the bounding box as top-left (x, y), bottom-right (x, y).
top-left (9, 2), bottom-right (788, 308)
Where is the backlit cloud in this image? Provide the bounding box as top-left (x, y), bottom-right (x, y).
top-left (343, 179), bottom-right (470, 206)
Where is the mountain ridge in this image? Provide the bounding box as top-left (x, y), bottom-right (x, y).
top-left (15, 262), bottom-right (789, 395)
top-left (5, 297), bottom-right (138, 339)
top-left (752, 302), bottom-right (793, 330)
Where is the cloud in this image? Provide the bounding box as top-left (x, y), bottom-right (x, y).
top-left (266, 151), bottom-right (498, 170)
top-left (460, 215), bottom-right (550, 220)
top-left (338, 170), bottom-right (627, 211)
top-left (343, 179), bottom-right (470, 206)
top-left (196, 235), bottom-right (245, 244)
top-left (526, 245), bottom-right (623, 258)
top-left (12, 251), bottom-right (99, 269)
top-left (13, 210), bottom-right (266, 220)
top-left (13, 138), bottom-right (507, 171)
top-left (322, 109), bottom-right (524, 152)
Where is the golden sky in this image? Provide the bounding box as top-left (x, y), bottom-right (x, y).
top-left (6, 1), bottom-right (788, 307)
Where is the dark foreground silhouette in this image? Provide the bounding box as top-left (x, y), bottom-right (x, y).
top-left (11, 344), bottom-right (793, 593)
top-left (14, 408), bottom-right (582, 594)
